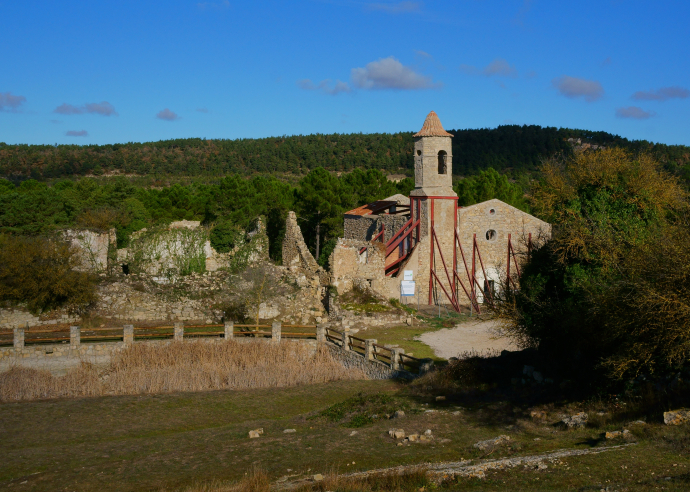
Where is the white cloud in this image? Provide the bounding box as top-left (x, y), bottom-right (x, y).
top-left (84, 102), bottom-right (117, 116)
top-left (156, 108), bottom-right (179, 121)
top-left (631, 86), bottom-right (689, 102)
top-left (298, 79), bottom-right (351, 95)
top-left (0, 92), bottom-right (27, 112)
top-left (54, 103), bottom-right (82, 115)
top-left (54, 101), bottom-right (117, 116)
top-left (365, 1), bottom-right (421, 14)
top-left (616, 106), bottom-right (655, 119)
top-left (460, 58), bottom-right (517, 78)
top-left (351, 56), bottom-right (437, 90)
top-left (66, 130), bottom-right (88, 137)
top-left (415, 50), bottom-right (432, 59)
top-left (551, 75), bottom-right (604, 102)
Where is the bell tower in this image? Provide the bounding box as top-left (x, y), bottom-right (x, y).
top-left (407, 111), bottom-right (458, 306)
top-left (411, 111), bottom-right (455, 196)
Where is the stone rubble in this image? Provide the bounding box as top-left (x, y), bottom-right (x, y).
top-left (473, 435), bottom-right (511, 451)
top-left (561, 412), bottom-right (588, 429)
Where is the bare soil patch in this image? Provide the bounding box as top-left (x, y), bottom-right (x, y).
top-left (417, 318), bottom-right (517, 359)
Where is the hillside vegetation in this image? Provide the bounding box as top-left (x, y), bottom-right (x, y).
top-left (2, 125), bottom-right (688, 180)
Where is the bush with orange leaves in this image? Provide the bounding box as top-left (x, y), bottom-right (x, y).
top-left (497, 148), bottom-right (690, 383)
top-left (0, 234), bottom-right (97, 314)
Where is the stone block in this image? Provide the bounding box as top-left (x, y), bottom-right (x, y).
top-left (224, 321), bottom-right (234, 339)
top-left (174, 322), bottom-right (184, 341)
top-left (664, 409), bottom-right (690, 425)
top-left (271, 321), bottom-right (281, 342)
top-left (70, 326), bottom-right (80, 348)
top-left (13, 328), bottom-right (24, 349)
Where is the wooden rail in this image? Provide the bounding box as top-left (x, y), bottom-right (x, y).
top-left (1, 322), bottom-right (430, 375)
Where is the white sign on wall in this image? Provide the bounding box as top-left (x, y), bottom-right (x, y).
top-left (403, 270), bottom-right (413, 281)
top-left (401, 280), bottom-right (416, 296)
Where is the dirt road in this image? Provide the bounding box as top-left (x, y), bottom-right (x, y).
top-left (417, 318), bottom-right (517, 359)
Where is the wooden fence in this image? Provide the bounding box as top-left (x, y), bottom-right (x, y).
top-left (0, 322), bottom-right (431, 375)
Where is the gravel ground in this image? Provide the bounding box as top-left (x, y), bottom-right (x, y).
top-left (417, 318), bottom-right (517, 359)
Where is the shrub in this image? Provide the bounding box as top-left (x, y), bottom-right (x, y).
top-left (498, 148), bottom-right (690, 383)
top-left (210, 221), bottom-right (244, 253)
top-left (0, 235), bottom-right (97, 313)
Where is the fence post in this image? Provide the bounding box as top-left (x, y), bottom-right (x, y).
top-left (224, 320), bottom-right (234, 339)
top-left (174, 322), bottom-right (184, 341)
top-left (365, 339), bottom-right (377, 361)
top-left (123, 325), bottom-right (134, 345)
top-left (13, 327), bottom-right (24, 350)
top-left (271, 321), bottom-right (281, 342)
top-left (391, 348), bottom-right (405, 371)
top-left (70, 326), bottom-right (80, 348)
top-left (316, 323), bottom-right (326, 343)
top-left (342, 328), bottom-right (351, 351)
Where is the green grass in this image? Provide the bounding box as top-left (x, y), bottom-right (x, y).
top-left (353, 312), bottom-right (474, 362)
top-left (342, 302), bottom-right (391, 313)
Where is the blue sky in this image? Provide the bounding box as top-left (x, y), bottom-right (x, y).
top-left (1, 0), bottom-right (689, 146)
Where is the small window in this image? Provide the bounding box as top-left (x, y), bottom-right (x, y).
top-left (489, 208), bottom-right (496, 215)
top-left (416, 149), bottom-right (421, 156)
top-left (486, 230), bottom-right (496, 241)
top-left (437, 150), bottom-right (447, 174)
top-left (122, 264), bottom-right (130, 275)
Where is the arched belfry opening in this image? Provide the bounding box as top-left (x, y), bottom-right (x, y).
top-left (437, 150), bottom-right (447, 174)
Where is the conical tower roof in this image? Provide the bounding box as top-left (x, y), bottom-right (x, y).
top-left (413, 111), bottom-right (453, 137)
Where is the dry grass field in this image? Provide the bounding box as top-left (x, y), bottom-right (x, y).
top-left (2, 376), bottom-right (690, 491)
top-left (0, 340), bottom-right (365, 402)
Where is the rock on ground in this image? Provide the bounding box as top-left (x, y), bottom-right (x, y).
top-left (474, 435), bottom-right (511, 451)
top-left (664, 409), bottom-right (690, 425)
top-left (561, 412), bottom-right (588, 428)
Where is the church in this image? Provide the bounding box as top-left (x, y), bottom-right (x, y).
top-left (330, 111), bottom-right (550, 312)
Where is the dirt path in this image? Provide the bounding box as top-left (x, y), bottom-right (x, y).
top-left (278, 443), bottom-right (637, 488)
top-left (417, 318), bottom-right (517, 359)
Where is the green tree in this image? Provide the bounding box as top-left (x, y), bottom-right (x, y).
top-left (454, 167), bottom-right (529, 211)
top-left (499, 148), bottom-right (688, 383)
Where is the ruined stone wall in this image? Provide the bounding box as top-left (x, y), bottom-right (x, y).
top-left (282, 211), bottom-right (328, 284)
top-left (97, 280), bottom-right (223, 323)
top-left (63, 228), bottom-right (116, 273)
top-left (344, 216), bottom-right (378, 241)
top-left (330, 239), bottom-right (386, 294)
top-left (344, 214), bottom-right (409, 243)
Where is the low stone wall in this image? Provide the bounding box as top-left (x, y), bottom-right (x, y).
top-left (0, 336), bottom-right (319, 375)
top-left (327, 344), bottom-right (395, 379)
top-left (0, 308), bottom-right (79, 330)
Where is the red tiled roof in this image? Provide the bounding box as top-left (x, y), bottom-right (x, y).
top-left (344, 201), bottom-right (398, 217)
top-left (413, 110), bottom-right (453, 137)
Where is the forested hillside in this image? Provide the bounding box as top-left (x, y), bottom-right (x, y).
top-left (2, 125), bottom-right (688, 181)
top-left (0, 169), bottom-right (414, 265)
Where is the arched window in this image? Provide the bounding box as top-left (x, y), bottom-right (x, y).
top-left (437, 150), bottom-right (447, 174)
